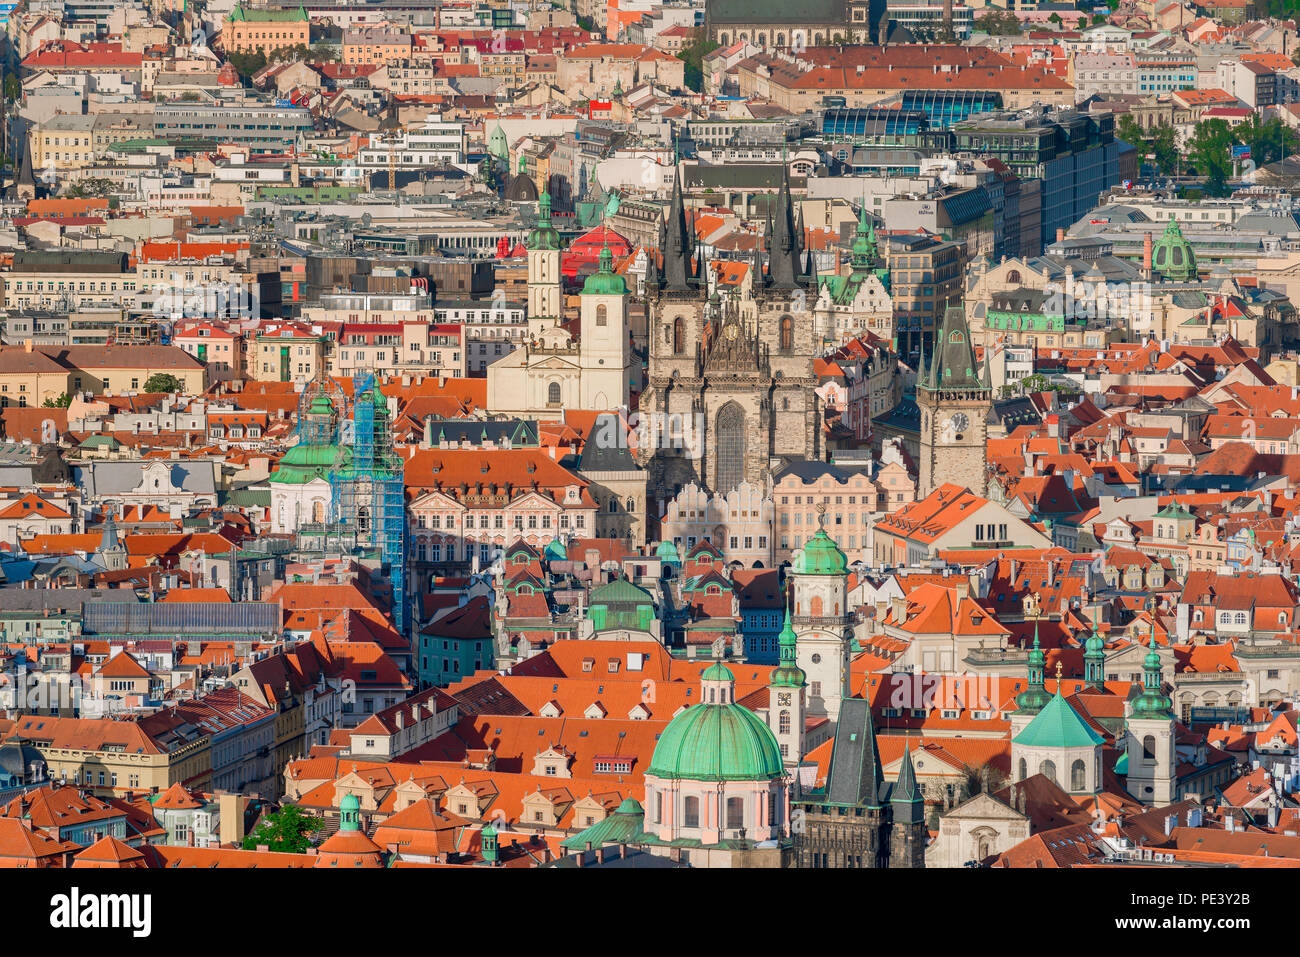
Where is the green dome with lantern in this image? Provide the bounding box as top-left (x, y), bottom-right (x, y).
top-left (582, 244), bottom-right (626, 296)
top-left (271, 441), bottom-right (349, 485)
top-left (769, 609), bottom-right (806, 688)
top-left (544, 536), bottom-right (568, 561)
top-left (1130, 645), bottom-right (1173, 719)
top-left (794, 527), bottom-right (848, 576)
top-left (527, 189), bottom-right (562, 251)
top-left (646, 690), bottom-right (785, 782)
top-left (1150, 217), bottom-right (1198, 282)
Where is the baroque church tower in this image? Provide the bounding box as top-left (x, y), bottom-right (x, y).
top-left (638, 165), bottom-right (822, 517)
top-left (487, 191), bottom-right (632, 416)
top-left (789, 521), bottom-right (853, 728)
top-left (916, 304), bottom-right (992, 499)
top-left (1124, 634), bottom-right (1176, 806)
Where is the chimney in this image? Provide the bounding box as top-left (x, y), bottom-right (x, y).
top-left (1055, 228), bottom-right (1065, 243)
top-left (24, 339), bottom-right (33, 353)
top-left (219, 792), bottom-right (248, 847)
top-left (1142, 231), bottom-right (1153, 276)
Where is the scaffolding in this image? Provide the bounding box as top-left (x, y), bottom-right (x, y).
top-left (329, 374), bottom-right (408, 635)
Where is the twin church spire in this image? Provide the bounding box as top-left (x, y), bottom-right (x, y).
top-left (648, 163), bottom-right (814, 297)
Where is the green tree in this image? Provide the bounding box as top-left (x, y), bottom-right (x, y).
top-left (65, 177), bottom-right (117, 198)
top-left (3, 74), bottom-right (19, 102)
top-left (1047, 12), bottom-right (1063, 24)
top-left (975, 9), bottom-right (1022, 35)
top-left (144, 373), bottom-right (182, 393)
top-left (226, 51), bottom-right (267, 78)
top-left (1187, 118), bottom-right (1234, 196)
top-left (43, 393), bottom-right (72, 408)
top-left (1235, 112), bottom-right (1298, 166)
top-left (310, 42), bottom-right (340, 62)
top-left (241, 805), bottom-right (322, 854)
top-left (675, 26), bottom-right (719, 93)
top-left (1092, 14), bottom-right (1107, 24)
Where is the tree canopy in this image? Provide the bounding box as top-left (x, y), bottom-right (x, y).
top-left (144, 373), bottom-right (183, 394)
top-left (241, 804), bottom-right (322, 854)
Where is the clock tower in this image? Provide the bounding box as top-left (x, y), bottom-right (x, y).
top-left (917, 305), bottom-right (992, 498)
top-left (790, 517), bottom-right (853, 729)
top-left (768, 607), bottom-right (806, 768)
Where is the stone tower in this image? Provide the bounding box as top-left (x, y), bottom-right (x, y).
top-left (916, 304), bottom-right (992, 498)
top-left (789, 522), bottom-right (853, 727)
top-left (525, 190), bottom-right (563, 333)
top-left (639, 164), bottom-right (820, 513)
top-left (889, 747), bottom-right (927, 869)
top-left (1125, 638), bottom-right (1176, 806)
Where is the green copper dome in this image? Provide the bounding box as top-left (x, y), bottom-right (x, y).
top-left (701, 662), bottom-right (734, 681)
top-left (544, 536), bottom-right (568, 561)
top-left (795, 527), bottom-right (848, 576)
top-left (1131, 645), bottom-right (1173, 719)
top-left (647, 698), bottom-right (785, 782)
top-left (271, 443), bottom-right (349, 484)
top-left (582, 244), bottom-right (626, 296)
top-left (308, 394), bottom-right (334, 416)
top-left (1012, 691), bottom-right (1105, 749)
top-left (655, 539), bottom-right (680, 564)
top-left (1150, 217), bottom-right (1197, 282)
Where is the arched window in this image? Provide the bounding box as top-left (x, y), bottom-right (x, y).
top-left (779, 314), bottom-right (794, 351)
top-left (1039, 760), bottom-right (1057, 785)
top-left (1007, 269), bottom-right (1021, 284)
top-left (683, 795), bottom-right (700, 827)
top-left (1070, 759), bottom-right (1086, 792)
top-left (1018, 758), bottom-right (1027, 781)
top-left (547, 381), bottom-right (561, 405)
top-left (625, 497), bottom-right (635, 513)
top-left (673, 316), bottom-right (685, 354)
top-left (311, 500), bottom-right (326, 523)
top-left (595, 304), bottom-right (607, 327)
top-left (726, 797), bottom-right (744, 829)
top-left (715, 402), bottom-right (745, 494)
top-left (779, 710), bottom-right (791, 734)
top-left (1142, 735), bottom-right (1156, 764)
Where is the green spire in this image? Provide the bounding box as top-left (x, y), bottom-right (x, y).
top-left (891, 746), bottom-right (925, 823)
top-left (527, 189), bottom-right (561, 251)
top-left (851, 202), bottom-right (877, 269)
top-left (1131, 626), bottom-right (1172, 719)
top-left (1015, 620), bottom-right (1053, 715)
top-left (770, 607), bottom-right (805, 688)
top-left (1084, 625), bottom-right (1105, 691)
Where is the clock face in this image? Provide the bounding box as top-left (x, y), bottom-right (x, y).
top-left (777, 693), bottom-right (791, 707)
top-left (949, 412), bottom-right (970, 434)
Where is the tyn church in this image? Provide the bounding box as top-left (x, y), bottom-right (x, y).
top-left (638, 168), bottom-right (824, 508)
